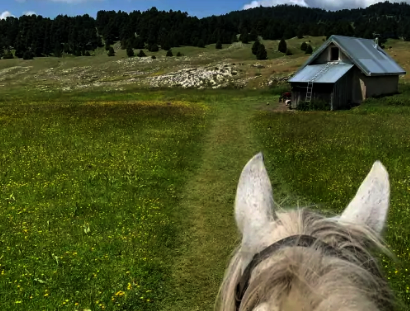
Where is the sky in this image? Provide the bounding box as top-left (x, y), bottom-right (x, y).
top-left (1, 0), bottom-right (410, 21)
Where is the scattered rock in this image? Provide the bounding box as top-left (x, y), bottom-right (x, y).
top-left (145, 63), bottom-right (240, 88)
top-left (252, 63), bottom-right (265, 69)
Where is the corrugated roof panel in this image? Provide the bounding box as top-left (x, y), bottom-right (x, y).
top-left (288, 63), bottom-right (354, 83)
top-left (332, 35), bottom-right (406, 75)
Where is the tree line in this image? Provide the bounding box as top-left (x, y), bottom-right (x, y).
top-left (1, 1), bottom-right (410, 59)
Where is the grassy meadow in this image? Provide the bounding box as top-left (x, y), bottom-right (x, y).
top-left (0, 92), bottom-right (213, 310)
top-left (1, 35), bottom-right (410, 311)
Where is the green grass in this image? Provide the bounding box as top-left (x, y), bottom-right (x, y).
top-left (0, 87), bottom-right (280, 311)
top-left (252, 85), bottom-right (410, 308)
top-left (2, 40), bottom-right (410, 310)
top-left (0, 96), bottom-right (212, 310)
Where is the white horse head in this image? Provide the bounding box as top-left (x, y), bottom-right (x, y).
top-left (216, 152), bottom-right (396, 311)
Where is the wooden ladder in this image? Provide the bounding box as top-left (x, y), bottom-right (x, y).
top-left (306, 81), bottom-right (313, 102)
top-left (305, 62), bottom-right (334, 103)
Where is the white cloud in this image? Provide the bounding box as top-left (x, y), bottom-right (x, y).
top-left (23, 11), bottom-right (36, 16)
top-left (0, 11), bottom-right (14, 19)
top-left (0, 11), bottom-right (37, 19)
top-left (243, 0), bottom-right (307, 9)
top-left (242, 0), bottom-right (410, 10)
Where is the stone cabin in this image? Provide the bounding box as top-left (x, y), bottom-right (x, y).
top-left (288, 35), bottom-right (406, 110)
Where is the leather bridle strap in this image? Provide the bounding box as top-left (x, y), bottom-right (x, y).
top-left (234, 234), bottom-right (382, 311)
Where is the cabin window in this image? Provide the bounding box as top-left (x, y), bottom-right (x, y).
top-left (330, 47), bottom-right (339, 61)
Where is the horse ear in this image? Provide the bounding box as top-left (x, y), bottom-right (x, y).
top-left (339, 161), bottom-right (390, 235)
top-left (234, 152), bottom-right (275, 238)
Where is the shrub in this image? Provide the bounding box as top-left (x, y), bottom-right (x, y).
top-left (216, 40), bottom-right (222, 49)
top-left (256, 44), bottom-right (267, 60)
top-left (151, 55), bottom-right (156, 59)
top-left (126, 46), bottom-right (134, 57)
top-left (149, 43), bottom-right (159, 52)
top-left (301, 42), bottom-right (307, 51)
top-left (3, 50), bottom-right (13, 59)
top-left (137, 49), bottom-right (146, 57)
top-left (166, 49), bottom-right (173, 57)
top-left (285, 48), bottom-right (292, 55)
top-left (23, 51), bottom-right (33, 60)
top-left (305, 44), bottom-right (313, 54)
top-left (127, 45), bottom-right (135, 57)
top-left (278, 38), bottom-right (287, 53)
top-left (107, 46), bottom-right (115, 57)
top-left (176, 51), bottom-right (183, 57)
top-left (252, 40), bottom-right (261, 55)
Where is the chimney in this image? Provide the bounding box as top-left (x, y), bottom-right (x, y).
top-left (374, 37), bottom-right (379, 48)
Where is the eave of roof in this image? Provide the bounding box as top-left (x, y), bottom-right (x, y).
top-left (288, 62), bottom-right (354, 83)
top-left (293, 35), bottom-right (406, 77)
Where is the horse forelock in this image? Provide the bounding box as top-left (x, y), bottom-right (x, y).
top-left (215, 208), bottom-right (398, 311)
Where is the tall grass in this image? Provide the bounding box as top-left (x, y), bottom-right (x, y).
top-left (0, 99), bottom-right (211, 310)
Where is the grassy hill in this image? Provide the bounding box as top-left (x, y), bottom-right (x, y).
top-left (1, 36), bottom-right (409, 97)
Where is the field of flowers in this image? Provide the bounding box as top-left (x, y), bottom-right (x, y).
top-left (252, 88), bottom-right (410, 307)
top-left (0, 98), bottom-right (211, 310)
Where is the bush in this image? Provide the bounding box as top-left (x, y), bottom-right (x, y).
top-left (23, 51), bottom-right (33, 60)
top-left (216, 40), bottom-right (222, 49)
top-left (269, 84), bottom-right (290, 95)
top-left (256, 44), bottom-right (267, 60)
top-left (285, 48), bottom-right (292, 55)
top-left (149, 43), bottom-right (159, 52)
top-left (278, 39), bottom-right (287, 53)
top-left (161, 41), bottom-right (171, 51)
top-left (151, 55), bottom-right (156, 59)
top-left (296, 99), bottom-right (330, 111)
top-left (301, 42), bottom-right (308, 51)
top-left (176, 51), bottom-right (183, 57)
top-left (126, 46), bottom-right (134, 57)
top-left (84, 51), bottom-right (91, 56)
top-left (305, 44), bottom-right (313, 54)
top-left (252, 40), bottom-right (261, 55)
top-left (3, 51), bottom-right (13, 59)
top-left (166, 49), bottom-right (173, 57)
top-left (137, 49), bottom-right (146, 57)
top-left (107, 46), bottom-right (115, 57)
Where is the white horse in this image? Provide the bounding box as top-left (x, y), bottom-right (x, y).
top-left (216, 152), bottom-right (398, 311)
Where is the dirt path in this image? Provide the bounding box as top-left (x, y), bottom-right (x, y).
top-left (160, 99), bottom-right (262, 311)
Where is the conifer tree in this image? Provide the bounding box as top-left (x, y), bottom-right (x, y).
top-left (256, 44), bottom-right (267, 60)
top-left (127, 46), bottom-right (134, 57)
top-left (252, 39), bottom-right (261, 55)
top-left (278, 38), bottom-right (287, 53)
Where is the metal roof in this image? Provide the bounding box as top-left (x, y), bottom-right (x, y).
top-left (288, 62), bottom-right (354, 83)
top-left (297, 35), bottom-right (406, 77)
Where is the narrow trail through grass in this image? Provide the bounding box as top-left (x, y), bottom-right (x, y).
top-left (160, 98), bottom-right (266, 311)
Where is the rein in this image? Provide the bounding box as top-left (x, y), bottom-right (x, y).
top-left (234, 234), bottom-right (383, 311)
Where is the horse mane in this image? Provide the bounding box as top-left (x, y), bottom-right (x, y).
top-left (215, 208), bottom-right (398, 311)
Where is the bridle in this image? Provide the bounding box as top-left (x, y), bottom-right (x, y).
top-left (234, 234), bottom-right (384, 311)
